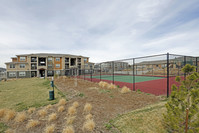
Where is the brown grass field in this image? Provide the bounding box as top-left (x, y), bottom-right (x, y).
top-left (0, 77), bottom-right (162, 133)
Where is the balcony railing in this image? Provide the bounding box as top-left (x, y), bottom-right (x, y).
top-left (31, 67), bottom-right (37, 70)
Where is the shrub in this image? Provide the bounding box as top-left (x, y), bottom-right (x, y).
top-left (48, 113), bottom-right (57, 122)
top-left (0, 109), bottom-right (6, 118)
top-left (66, 116), bottom-right (76, 125)
top-left (83, 119), bottom-right (95, 132)
top-left (62, 126), bottom-right (75, 133)
top-left (15, 112), bottom-right (27, 122)
top-left (72, 101), bottom-right (79, 108)
top-left (98, 81), bottom-right (109, 88)
top-left (163, 64), bottom-right (199, 133)
top-left (58, 98), bottom-right (67, 106)
top-left (44, 124), bottom-right (55, 133)
top-left (84, 103), bottom-right (92, 113)
top-left (38, 109), bottom-right (47, 118)
top-left (27, 107), bottom-right (36, 114)
top-left (4, 110), bottom-right (16, 121)
top-left (85, 114), bottom-right (93, 120)
top-left (46, 104), bottom-right (52, 110)
top-left (121, 86), bottom-right (131, 94)
top-left (26, 119), bottom-right (40, 129)
top-left (58, 106), bottom-right (65, 113)
top-left (67, 106), bottom-right (76, 116)
top-left (108, 83), bottom-right (117, 89)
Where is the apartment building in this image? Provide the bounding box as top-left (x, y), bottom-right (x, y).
top-left (5, 53), bottom-right (93, 78)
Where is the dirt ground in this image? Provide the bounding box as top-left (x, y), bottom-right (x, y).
top-left (2, 77), bottom-right (160, 133)
top-left (54, 77), bottom-right (160, 133)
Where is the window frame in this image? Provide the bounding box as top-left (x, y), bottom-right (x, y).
top-left (56, 64), bottom-right (60, 68)
top-left (9, 72), bottom-right (16, 77)
top-left (20, 57), bottom-right (26, 61)
top-left (19, 72), bottom-right (26, 77)
top-left (56, 58), bottom-right (60, 62)
top-left (9, 64), bottom-right (15, 68)
top-left (48, 57), bottom-right (53, 61)
top-left (20, 64), bottom-right (25, 68)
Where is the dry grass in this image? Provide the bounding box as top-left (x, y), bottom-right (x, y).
top-left (62, 126), bottom-right (75, 133)
top-left (66, 116), bottom-right (76, 125)
top-left (15, 112), bottom-right (27, 122)
top-left (4, 110), bottom-right (16, 121)
top-left (0, 108), bottom-right (6, 118)
top-left (38, 109), bottom-right (47, 118)
top-left (98, 81), bottom-right (109, 88)
top-left (83, 119), bottom-right (95, 132)
top-left (46, 104), bottom-right (53, 110)
top-left (111, 102), bottom-right (167, 133)
top-left (58, 106), bottom-right (65, 112)
top-left (83, 103), bottom-right (92, 113)
top-left (58, 98), bottom-right (67, 106)
top-left (27, 107), bottom-right (36, 114)
top-left (121, 86), bottom-right (131, 94)
top-left (67, 106), bottom-right (76, 116)
top-left (48, 113), bottom-right (57, 122)
top-left (26, 119), bottom-right (40, 129)
top-left (5, 129), bottom-right (14, 133)
top-left (72, 101), bottom-right (79, 108)
top-left (44, 124), bottom-right (55, 133)
top-left (108, 83), bottom-right (117, 89)
top-left (85, 114), bottom-right (93, 120)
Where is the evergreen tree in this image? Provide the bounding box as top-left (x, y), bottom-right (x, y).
top-left (163, 64), bottom-right (199, 133)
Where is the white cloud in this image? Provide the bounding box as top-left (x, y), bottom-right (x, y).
top-left (0, 0), bottom-right (199, 68)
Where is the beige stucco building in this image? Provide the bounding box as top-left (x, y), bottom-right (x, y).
top-left (5, 53), bottom-right (93, 78)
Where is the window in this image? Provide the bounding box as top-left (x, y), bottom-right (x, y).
top-left (20, 64), bottom-right (25, 68)
top-left (56, 64), bottom-right (60, 68)
top-left (19, 72), bottom-right (26, 76)
top-left (85, 63), bottom-right (88, 67)
top-left (9, 72), bottom-right (16, 77)
top-left (47, 71), bottom-right (53, 76)
top-left (31, 57), bottom-right (37, 62)
top-left (10, 64), bottom-right (15, 68)
top-left (78, 58), bottom-right (81, 62)
top-left (48, 64), bottom-right (53, 68)
top-left (84, 58), bottom-right (87, 62)
top-left (65, 58), bottom-right (69, 62)
top-left (56, 58), bottom-right (60, 61)
top-left (55, 70), bottom-right (60, 75)
top-left (20, 57), bottom-right (26, 61)
top-left (48, 57), bottom-right (52, 61)
top-left (48, 71), bottom-right (53, 74)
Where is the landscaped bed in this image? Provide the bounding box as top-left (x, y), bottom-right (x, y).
top-left (0, 77), bottom-right (162, 132)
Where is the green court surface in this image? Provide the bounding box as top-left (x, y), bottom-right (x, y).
top-left (90, 75), bottom-right (164, 83)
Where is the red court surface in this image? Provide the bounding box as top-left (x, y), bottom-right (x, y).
top-left (80, 76), bottom-right (179, 96)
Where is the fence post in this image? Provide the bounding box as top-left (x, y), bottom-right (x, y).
top-left (152, 64), bottom-right (154, 76)
top-left (196, 57), bottom-right (198, 72)
top-left (84, 67), bottom-right (85, 80)
top-left (167, 53), bottom-right (169, 98)
top-left (133, 59), bottom-right (135, 91)
top-left (184, 56), bottom-right (186, 78)
top-left (90, 65), bottom-right (92, 82)
top-left (100, 63), bottom-right (101, 81)
top-left (112, 61), bottom-right (114, 84)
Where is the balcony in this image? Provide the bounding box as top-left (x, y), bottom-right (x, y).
top-left (31, 57), bottom-right (37, 62)
top-left (38, 58), bottom-right (46, 66)
top-left (31, 63), bottom-right (37, 70)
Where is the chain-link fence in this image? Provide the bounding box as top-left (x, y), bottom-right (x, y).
top-left (77, 53), bottom-right (198, 97)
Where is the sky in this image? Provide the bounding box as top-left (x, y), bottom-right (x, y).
top-left (0, 0), bottom-right (199, 68)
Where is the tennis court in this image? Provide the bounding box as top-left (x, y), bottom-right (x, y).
top-left (90, 75), bottom-right (165, 83)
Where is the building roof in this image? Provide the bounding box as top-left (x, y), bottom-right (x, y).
top-left (16, 53), bottom-right (89, 58)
